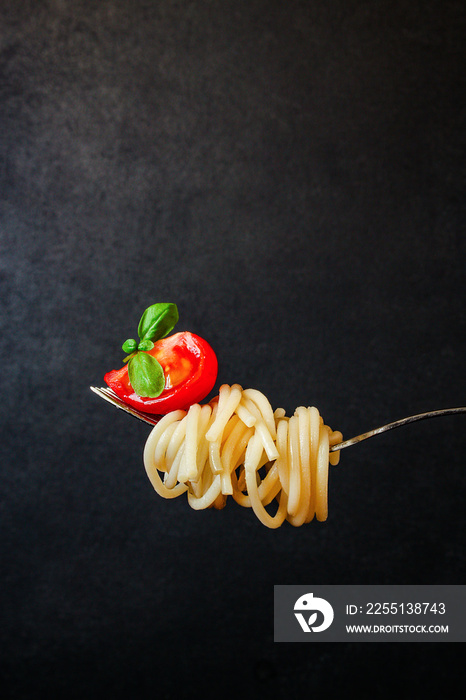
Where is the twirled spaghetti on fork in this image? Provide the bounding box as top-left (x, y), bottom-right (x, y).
top-left (143, 384), bottom-right (342, 528)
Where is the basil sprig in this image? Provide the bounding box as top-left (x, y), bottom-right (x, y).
top-left (122, 303), bottom-right (179, 398)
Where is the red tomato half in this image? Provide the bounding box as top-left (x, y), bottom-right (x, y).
top-left (104, 331), bottom-right (218, 414)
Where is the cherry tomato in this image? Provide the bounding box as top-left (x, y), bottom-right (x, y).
top-left (104, 331), bottom-right (218, 414)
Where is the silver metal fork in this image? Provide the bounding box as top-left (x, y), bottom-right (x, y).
top-left (90, 386), bottom-right (466, 453)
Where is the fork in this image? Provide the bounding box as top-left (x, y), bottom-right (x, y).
top-left (90, 386), bottom-right (466, 453)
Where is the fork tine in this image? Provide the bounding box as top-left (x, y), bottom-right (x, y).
top-left (90, 386), bottom-right (161, 426)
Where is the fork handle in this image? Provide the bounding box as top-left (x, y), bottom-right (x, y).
top-left (329, 406), bottom-right (466, 452)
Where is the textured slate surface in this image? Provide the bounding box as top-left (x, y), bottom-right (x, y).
top-left (1, 1), bottom-right (465, 697)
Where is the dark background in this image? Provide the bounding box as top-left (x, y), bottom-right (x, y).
top-left (1, 0), bottom-right (465, 697)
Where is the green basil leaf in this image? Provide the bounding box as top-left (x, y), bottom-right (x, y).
top-left (128, 352), bottom-right (165, 398)
top-left (122, 338), bottom-right (138, 354)
top-left (137, 303), bottom-right (179, 343)
top-left (138, 339), bottom-right (154, 352)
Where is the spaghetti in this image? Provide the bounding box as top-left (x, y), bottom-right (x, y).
top-left (143, 384), bottom-right (343, 528)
